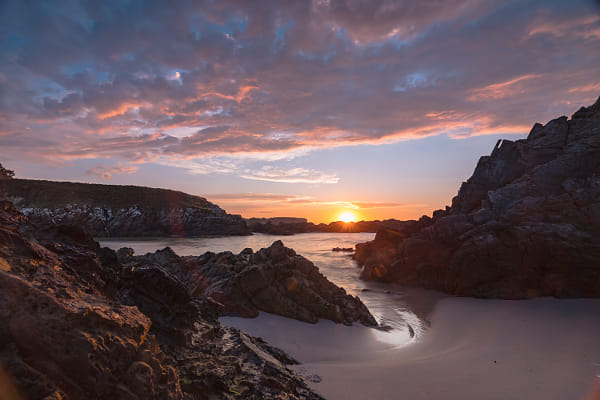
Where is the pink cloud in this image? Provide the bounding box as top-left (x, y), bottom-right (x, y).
top-left (85, 163), bottom-right (139, 179)
top-left (468, 74), bottom-right (543, 101)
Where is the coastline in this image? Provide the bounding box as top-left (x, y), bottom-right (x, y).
top-left (223, 296), bottom-right (600, 400)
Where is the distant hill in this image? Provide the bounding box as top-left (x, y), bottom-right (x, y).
top-left (0, 179), bottom-right (250, 237)
top-left (246, 217), bottom-right (308, 225)
top-left (246, 216), bottom-right (414, 235)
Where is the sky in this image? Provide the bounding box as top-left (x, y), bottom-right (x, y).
top-left (1, 0), bottom-right (599, 223)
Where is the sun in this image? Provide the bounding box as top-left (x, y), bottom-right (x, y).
top-left (338, 211), bottom-right (357, 223)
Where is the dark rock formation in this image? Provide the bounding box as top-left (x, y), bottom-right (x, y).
top-left (125, 241), bottom-right (377, 327)
top-left (0, 201), bottom-right (323, 399)
top-left (0, 162), bottom-right (15, 179)
top-left (0, 179), bottom-right (250, 237)
top-left (355, 97), bottom-right (600, 299)
top-left (332, 247), bottom-right (354, 252)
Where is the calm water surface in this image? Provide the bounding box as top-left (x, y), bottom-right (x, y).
top-left (100, 232), bottom-right (433, 346)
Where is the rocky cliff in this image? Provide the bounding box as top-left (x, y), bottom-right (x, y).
top-left (123, 242), bottom-right (377, 326)
top-left (0, 179), bottom-right (250, 237)
top-left (355, 97), bottom-right (600, 298)
top-left (0, 201), bottom-right (338, 399)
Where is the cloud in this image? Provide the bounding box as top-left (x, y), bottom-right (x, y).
top-left (240, 166), bottom-right (339, 184)
top-left (1, 0), bottom-right (599, 180)
top-left (313, 0), bottom-right (491, 43)
top-left (207, 193), bottom-right (305, 202)
top-left (205, 193), bottom-right (425, 209)
top-left (351, 201), bottom-right (421, 209)
top-left (85, 163), bottom-right (138, 179)
top-left (468, 74), bottom-right (543, 101)
top-left (568, 82), bottom-right (600, 94)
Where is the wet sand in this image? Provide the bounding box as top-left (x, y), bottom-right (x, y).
top-left (222, 297), bottom-right (600, 400)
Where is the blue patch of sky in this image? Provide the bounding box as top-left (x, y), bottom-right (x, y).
top-left (119, 53), bottom-right (136, 62)
top-left (394, 72), bottom-right (430, 92)
top-left (227, 15), bottom-right (248, 35)
top-left (59, 3), bottom-right (94, 33)
top-left (272, 19), bottom-right (294, 53)
top-left (296, 49), bottom-right (337, 64)
top-left (297, 50), bottom-right (317, 61)
top-left (1, 33), bottom-right (27, 53)
top-left (163, 67), bottom-right (188, 82)
top-left (60, 62), bottom-right (111, 83)
top-left (37, 1), bottom-right (93, 32)
top-left (30, 78), bottom-right (70, 101)
top-left (189, 14), bottom-right (248, 40)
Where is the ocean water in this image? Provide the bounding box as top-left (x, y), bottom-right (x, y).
top-left (99, 232), bottom-right (432, 346)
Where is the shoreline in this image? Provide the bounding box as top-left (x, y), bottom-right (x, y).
top-left (222, 296), bottom-right (600, 400)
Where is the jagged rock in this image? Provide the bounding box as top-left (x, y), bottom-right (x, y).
top-left (332, 247), bottom-right (353, 252)
top-left (128, 240), bottom-right (377, 327)
top-left (0, 201), bottom-right (323, 399)
top-left (355, 97), bottom-right (600, 299)
top-left (0, 179), bottom-right (250, 237)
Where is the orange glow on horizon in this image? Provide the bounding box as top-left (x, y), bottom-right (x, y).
top-left (205, 193), bottom-right (439, 223)
top-left (213, 201), bottom-right (438, 224)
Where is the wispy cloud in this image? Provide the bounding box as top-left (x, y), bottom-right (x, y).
top-left (240, 166), bottom-right (339, 184)
top-left (85, 163), bottom-right (138, 180)
top-left (468, 74), bottom-right (543, 101)
top-left (205, 193), bottom-right (425, 210)
top-left (207, 193), bottom-right (308, 202)
top-left (351, 202), bottom-right (423, 209)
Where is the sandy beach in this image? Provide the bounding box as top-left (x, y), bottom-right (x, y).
top-left (222, 296), bottom-right (600, 400)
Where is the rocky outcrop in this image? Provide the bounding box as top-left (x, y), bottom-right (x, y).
top-left (332, 247), bottom-right (353, 252)
top-left (355, 97), bottom-right (600, 298)
top-left (0, 201), bottom-right (323, 399)
top-left (124, 241), bottom-right (377, 326)
top-left (0, 179), bottom-right (250, 237)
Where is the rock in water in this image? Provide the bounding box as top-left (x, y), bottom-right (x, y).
top-left (332, 247), bottom-right (354, 252)
top-left (355, 97), bottom-right (600, 299)
top-left (126, 240), bottom-right (378, 327)
top-left (0, 201), bottom-right (323, 399)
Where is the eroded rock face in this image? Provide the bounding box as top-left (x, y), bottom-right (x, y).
top-left (355, 97), bottom-right (600, 299)
top-left (0, 179), bottom-right (250, 237)
top-left (0, 201), bottom-right (323, 399)
top-left (124, 241), bottom-right (377, 327)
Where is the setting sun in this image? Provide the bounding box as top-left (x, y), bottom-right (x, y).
top-left (338, 211), bottom-right (357, 223)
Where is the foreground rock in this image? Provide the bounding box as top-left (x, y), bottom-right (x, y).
top-left (0, 179), bottom-right (250, 237)
top-left (0, 201), bottom-right (323, 399)
top-left (124, 241), bottom-right (377, 326)
top-left (355, 97), bottom-right (600, 298)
